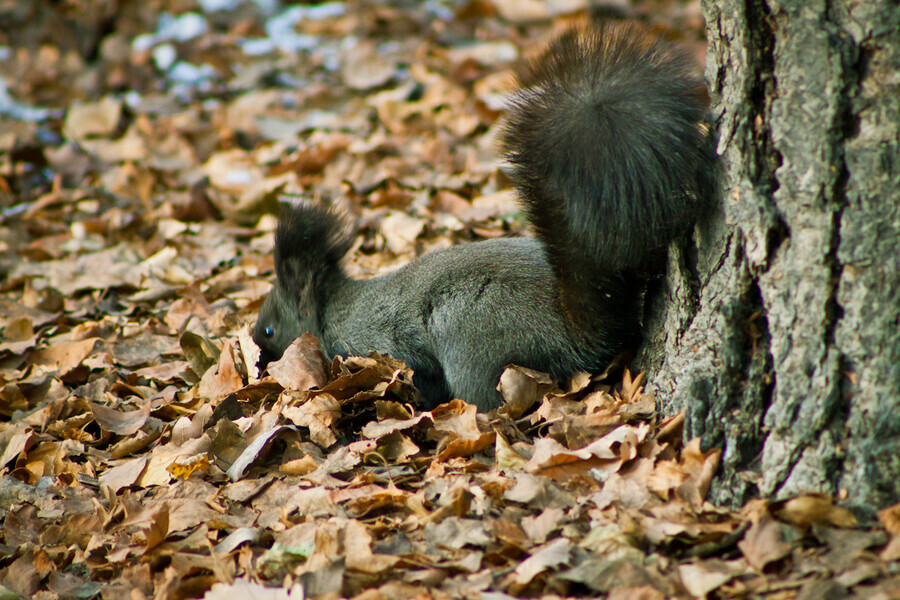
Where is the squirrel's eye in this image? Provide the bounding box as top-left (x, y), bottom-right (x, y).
top-left (264, 326), bottom-right (274, 338)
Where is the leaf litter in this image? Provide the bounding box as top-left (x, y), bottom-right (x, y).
top-left (1, 0), bottom-right (898, 598)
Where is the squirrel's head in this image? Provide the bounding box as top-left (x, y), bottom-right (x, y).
top-left (252, 282), bottom-right (306, 369)
top-left (252, 200), bottom-right (350, 371)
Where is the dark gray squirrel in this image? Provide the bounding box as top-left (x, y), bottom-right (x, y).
top-left (253, 21), bottom-right (711, 411)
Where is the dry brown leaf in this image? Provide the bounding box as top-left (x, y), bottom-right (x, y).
top-left (342, 41), bottom-right (398, 90)
top-left (877, 501), bottom-right (900, 535)
top-left (738, 515), bottom-right (799, 571)
top-left (29, 337), bottom-right (102, 376)
top-left (304, 445), bottom-right (362, 487)
top-left (2, 549), bottom-right (42, 597)
top-left (280, 453), bottom-right (321, 476)
top-left (213, 527), bottom-right (260, 556)
top-left (343, 484), bottom-right (411, 517)
top-left (677, 438), bottom-right (722, 507)
top-left (198, 340), bottom-right (244, 401)
top-left (495, 433), bottom-right (529, 471)
top-left (677, 560), bottom-right (744, 599)
top-left (525, 425), bottom-right (647, 481)
top-left (424, 516), bottom-right (490, 549)
top-left (164, 498), bottom-right (223, 534)
top-left (283, 393), bottom-right (341, 448)
top-left (139, 436), bottom-right (212, 487)
top-left (520, 507), bottom-right (564, 544)
top-left (634, 502), bottom-right (737, 547)
top-left (180, 331), bottom-right (220, 377)
top-left (133, 360), bottom-right (194, 384)
top-left (237, 324), bottom-right (264, 380)
top-left (504, 472), bottom-right (575, 508)
top-left (167, 453), bottom-right (211, 480)
top-left (360, 411), bottom-right (431, 439)
top-left (498, 365), bottom-right (555, 419)
top-left (370, 431), bottom-right (420, 462)
top-left (0, 298), bottom-right (58, 328)
top-left (617, 369), bottom-right (646, 403)
top-left (436, 431), bottom-right (496, 461)
top-left (0, 426), bottom-right (34, 470)
top-left (225, 425), bottom-right (298, 481)
top-left (64, 97), bottom-right (122, 140)
top-left (144, 503), bottom-right (169, 552)
top-left (267, 333), bottom-right (328, 391)
top-left (881, 535), bottom-right (900, 562)
top-left (203, 578), bottom-right (304, 599)
top-left (607, 586), bottom-right (665, 600)
top-left (14, 245), bottom-right (142, 295)
top-left (164, 282), bottom-right (212, 333)
top-left (98, 457), bottom-right (148, 493)
top-left (512, 537), bottom-right (571, 586)
top-left (490, 0), bottom-right (552, 22)
top-left (321, 353), bottom-right (419, 405)
top-left (431, 399), bottom-right (485, 438)
top-left (18, 440), bottom-right (74, 480)
top-left (202, 149), bottom-right (264, 193)
top-left (772, 494), bottom-right (859, 529)
top-left (85, 126), bottom-right (149, 163)
top-left (592, 473), bottom-right (653, 511)
top-left (380, 211), bottom-right (425, 254)
top-left (531, 393), bottom-right (587, 427)
top-left (89, 401), bottom-right (151, 436)
top-left (0, 317), bottom-right (38, 354)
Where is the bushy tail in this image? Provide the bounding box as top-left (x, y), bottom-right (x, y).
top-left (500, 21), bottom-right (709, 324)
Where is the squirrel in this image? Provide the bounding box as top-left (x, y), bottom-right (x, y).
top-left (253, 21), bottom-right (711, 411)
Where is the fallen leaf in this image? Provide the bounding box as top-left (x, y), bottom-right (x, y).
top-left (495, 433), bottom-right (529, 471)
top-left (203, 578), bottom-right (304, 599)
top-left (0, 427), bottom-right (34, 470)
top-left (380, 211), bottom-right (425, 254)
top-left (167, 454), bottom-right (211, 479)
top-left (283, 393), bottom-right (341, 448)
top-left (65, 97), bottom-right (122, 140)
top-left (198, 341), bottom-right (244, 401)
top-left (512, 537), bottom-right (571, 585)
top-left (90, 401), bottom-right (151, 436)
top-left (738, 516), bottom-right (799, 571)
top-left (99, 457), bottom-right (148, 493)
top-left (772, 494), bottom-right (858, 529)
top-left (342, 41), bottom-right (398, 90)
top-left (226, 425), bottom-right (298, 481)
top-left (677, 438), bottom-right (722, 506)
top-left (678, 560), bottom-right (743, 599)
top-left (878, 501), bottom-right (900, 535)
top-left (268, 334), bottom-right (328, 391)
top-left (498, 365), bottom-right (555, 419)
top-left (29, 338), bottom-right (102, 376)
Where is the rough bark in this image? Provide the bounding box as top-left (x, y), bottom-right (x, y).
top-left (639, 0), bottom-right (900, 514)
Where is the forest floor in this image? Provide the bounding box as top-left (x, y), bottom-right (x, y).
top-left (1, 0), bottom-right (899, 598)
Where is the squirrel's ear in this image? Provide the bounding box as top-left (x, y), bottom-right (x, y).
top-left (272, 201), bottom-right (353, 298)
top-left (274, 252), bottom-right (312, 300)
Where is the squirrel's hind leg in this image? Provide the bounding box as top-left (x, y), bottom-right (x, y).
top-left (442, 359), bottom-right (504, 412)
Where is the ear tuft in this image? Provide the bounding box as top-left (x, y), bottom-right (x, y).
top-left (273, 200), bottom-right (353, 298)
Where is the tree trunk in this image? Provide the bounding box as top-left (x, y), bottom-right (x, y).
top-left (639, 0), bottom-right (900, 514)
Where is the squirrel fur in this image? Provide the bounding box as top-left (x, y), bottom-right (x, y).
top-left (253, 22), bottom-right (710, 411)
